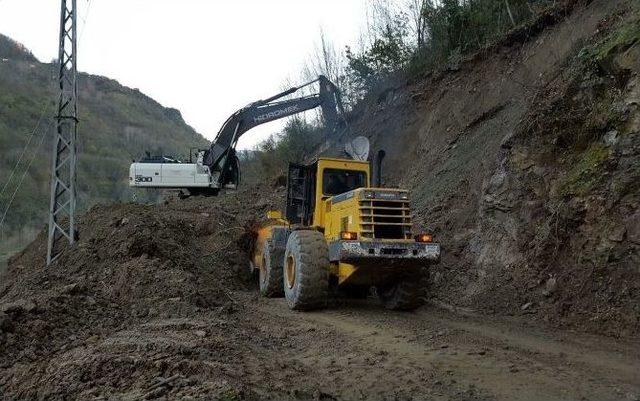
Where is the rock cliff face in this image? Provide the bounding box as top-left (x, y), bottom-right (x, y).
top-left (345, 0), bottom-right (639, 335)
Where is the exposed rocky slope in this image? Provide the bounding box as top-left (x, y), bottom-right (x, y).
top-left (347, 0), bottom-right (640, 336)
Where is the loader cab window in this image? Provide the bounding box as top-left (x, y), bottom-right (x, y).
top-left (322, 169), bottom-right (367, 196)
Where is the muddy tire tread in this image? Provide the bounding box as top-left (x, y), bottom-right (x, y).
top-left (260, 243), bottom-right (284, 298)
top-left (284, 230), bottom-right (329, 310)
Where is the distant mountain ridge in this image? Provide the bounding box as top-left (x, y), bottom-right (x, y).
top-left (0, 33), bottom-right (209, 251)
top-left (0, 35), bottom-right (37, 62)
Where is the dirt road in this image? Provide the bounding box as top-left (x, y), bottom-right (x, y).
top-left (243, 294), bottom-right (640, 401)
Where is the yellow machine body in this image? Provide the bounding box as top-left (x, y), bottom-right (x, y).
top-left (251, 157), bottom-right (439, 288)
top-left (251, 211), bottom-right (288, 270)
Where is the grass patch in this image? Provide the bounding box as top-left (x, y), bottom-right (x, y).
top-left (579, 12), bottom-right (640, 64)
top-left (219, 388), bottom-right (242, 401)
top-left (558, 144), bottom-right (610, 197)
top-left (582, 93), bottom-right (624, 134)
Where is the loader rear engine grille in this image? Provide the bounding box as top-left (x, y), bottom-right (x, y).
top-left (360, 198), bottom-right (412, 240)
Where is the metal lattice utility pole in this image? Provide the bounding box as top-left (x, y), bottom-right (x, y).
top-left (47, 0), bottom-right (78, 265)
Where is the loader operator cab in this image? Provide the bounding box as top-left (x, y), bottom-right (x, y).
top-left (286, 158), bottom-right (370, 227)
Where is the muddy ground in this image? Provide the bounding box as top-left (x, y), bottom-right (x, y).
top-left (1, 189), bottom-right (638, 400)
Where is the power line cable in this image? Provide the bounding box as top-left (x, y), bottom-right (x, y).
top-left (0, 101), bottom-right (52, 200)
top-left (78, 0), bottom-right (93, 45)
top-left (0, 119), bottom-right (54, 230)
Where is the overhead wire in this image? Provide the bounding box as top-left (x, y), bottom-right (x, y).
top-left (0, 101), bottom-right (52, 201)
top-left (78, 0), bottom-right (93, 45)
top-left (0, 118), bottom-right (54, 230)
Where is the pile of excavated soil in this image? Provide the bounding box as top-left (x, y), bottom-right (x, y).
top-left (0, 185), bottom-right (286, 400)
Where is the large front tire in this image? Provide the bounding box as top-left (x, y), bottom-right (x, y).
top-left (283, 230), bottom-right (329, 311)
top-left (259, 243), bottom-right (284, 298)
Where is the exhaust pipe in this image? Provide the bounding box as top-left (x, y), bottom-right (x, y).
top-left (374, 150), bottom-right (385, 188)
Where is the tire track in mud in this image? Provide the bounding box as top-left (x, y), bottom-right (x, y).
top-left (250, 296), bottom-right (640, 401)
top-left (428, 313), bottom-right (640, 386)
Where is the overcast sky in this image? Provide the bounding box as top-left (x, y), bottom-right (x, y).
top-left (0, 0), bottom-right (370, 149)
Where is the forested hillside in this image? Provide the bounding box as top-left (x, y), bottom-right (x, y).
top-left (0, 34), bottom-right (208, 257)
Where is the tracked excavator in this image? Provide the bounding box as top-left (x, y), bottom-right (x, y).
top-left (129, 76), bottom-right (345, 196)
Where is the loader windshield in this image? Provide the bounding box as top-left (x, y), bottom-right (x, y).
top-left (322, 169), bottom-right (367, 196)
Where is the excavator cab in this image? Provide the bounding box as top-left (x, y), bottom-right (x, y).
top-left (218, 149), bottom-right (241, 189)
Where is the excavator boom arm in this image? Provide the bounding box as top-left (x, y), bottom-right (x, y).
top-left (204, 75), bottom-right (344, 187)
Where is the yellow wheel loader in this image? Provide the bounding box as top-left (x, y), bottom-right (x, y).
top-left (250, 156), bottom-right (440, 311)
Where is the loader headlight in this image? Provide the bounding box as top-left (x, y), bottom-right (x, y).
top-left (364, 191), bottom-right (374, 199)
top-left (340, 231), bottom-right (358, 240)
top-left (415, 233), bottom-right (433, 243)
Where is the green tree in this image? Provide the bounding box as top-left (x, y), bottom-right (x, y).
top-left (346, 9), bottom-right (411, 96)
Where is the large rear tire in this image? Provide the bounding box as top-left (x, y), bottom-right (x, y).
top-left (378, 272), bottom-right (424, 311)
top-left (259, 243), bottom-right (284, 298)
top-left (283, 230), bottom-right (329, 311)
